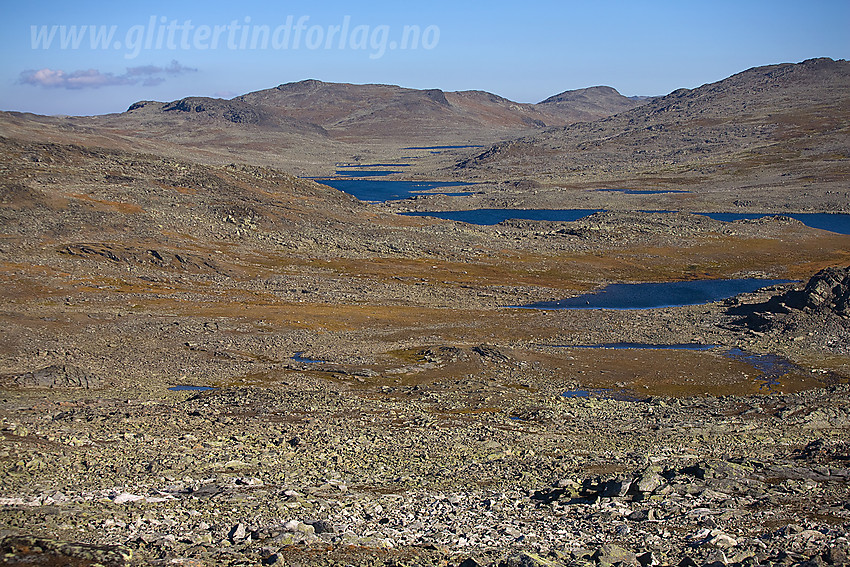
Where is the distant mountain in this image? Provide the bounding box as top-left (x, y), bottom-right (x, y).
top-left (537, 86), bottom-right (647, 121)
top-left (456, 58), bottom-right (850, 191)
top-left (117, 81), bottom-right (644, 137)
top-left (232, 79), bottom-right (646, 141)
top-left (0, 80), bottom-right (649, 173)
top-left (104, 79), bottom-right (649, 144)
top-left (125, 96), bottom-right (330, 137)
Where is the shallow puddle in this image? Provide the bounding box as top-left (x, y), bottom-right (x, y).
top-left (292, 352), bottom-right (325, 363)
top-left (722, 348), bottom-right (804, 392)
top-left (549, 347), bottom-right (833, 398)
top-left (548, 343), bottom-right (814, 394)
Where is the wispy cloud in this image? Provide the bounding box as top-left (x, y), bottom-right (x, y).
top-left (19, 60), bottom-right (197, 89)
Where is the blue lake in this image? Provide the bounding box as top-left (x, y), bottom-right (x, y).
top-left (334, 170), bottom-right (404, 177)
top-left (311, 177), bottom-right (850, 233)
top-left (314, 179), bottom-right (476, 201)
top-left (403, 145), bottom-right (484, 150)
top-left (401, 208), bottom-right (850, 234)
top-left (517, 278), bottom-right (792, 310)
top-left (337, 163), bottom-right (411, 168)
top-left (168, 385), bottom-right (216, 391)
top-left (598, 189), bottom-right (690, 195)
top-left (403, 209), bottom-right (601, 225)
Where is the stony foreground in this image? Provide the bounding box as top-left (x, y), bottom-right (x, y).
top-left (1, 373), bottom-right (848, 566)
top-left (1, 78), bottom-right (849, 565)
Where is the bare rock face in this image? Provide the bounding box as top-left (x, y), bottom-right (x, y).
top-left (794, 266), bottom-right (850, 314)
top-left (754, 266), bottom-right (850, 317)
top-left (728, 266), bottom-right (850, 343)
top-left (2, 364), bottom-right (100, 388)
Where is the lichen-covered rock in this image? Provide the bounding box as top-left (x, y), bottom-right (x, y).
top-left (1, 364), bottom-right (100, 388)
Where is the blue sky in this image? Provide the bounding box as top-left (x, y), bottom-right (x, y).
top-left (1, 0), bottom-right (848, 116)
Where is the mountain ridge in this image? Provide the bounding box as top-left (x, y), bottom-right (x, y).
top-left (454, 57), bottom-right (850, 204)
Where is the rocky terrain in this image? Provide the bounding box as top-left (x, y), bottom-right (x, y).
top-left (0, 58), bottom-right (849, 565)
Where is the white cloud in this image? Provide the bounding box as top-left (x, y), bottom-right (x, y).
top-left (19, 60), bottom-right (197, 90)
top-left (126, 60), bottom-right (197, 77)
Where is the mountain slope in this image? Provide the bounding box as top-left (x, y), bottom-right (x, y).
top-left (456, 58), bottom-right (850, 203)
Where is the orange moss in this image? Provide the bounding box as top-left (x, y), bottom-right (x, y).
top-left (67, 193), bottom-right (144, 214)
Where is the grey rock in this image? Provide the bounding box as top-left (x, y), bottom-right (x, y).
top-left (304, 519), bottom-right (334, 534)
top-left (500, 551), bottom-right (561, 566)
top-left (593, 543), bottom-right (638, 567)
top-left (634, 471), bottom-right (665, 494)
top-left (2, 364), bottom-right (100, 389)
top-left (228, 522), bottom-right (247, 542)
top-left (825, 541), bottom-right (850, 565)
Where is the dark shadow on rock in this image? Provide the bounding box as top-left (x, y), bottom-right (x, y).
top-left (727, 266), bottom-right (850, 331)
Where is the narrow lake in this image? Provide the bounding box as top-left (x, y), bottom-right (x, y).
top-left (402, 209), bottom-right (850, 234)
top-left (516, 278), bottom-right (792, 310)
top-left (402, 145), bottom-right (484, 150)
top-left (312, 178), bottom-right (850, 234)
top-left (333, 170), bottom-right (404, 177)
top-left (598, 188), bottom-right (690, 194)
top-left (403, 208), bottom-right (601, 225)
top-left (314, 179), bottom-right (476, 201)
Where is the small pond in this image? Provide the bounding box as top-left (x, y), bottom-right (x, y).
top-left (553, 344), bottom-right (809, 394)
top-left (559, 388), bottom-right (644, 401)
top-left (292, 352), bottom-right (325, 364)
top-left (168, 385), bottom-right (216, 392)
top-left (516, 278), bottom-right (793, 310)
